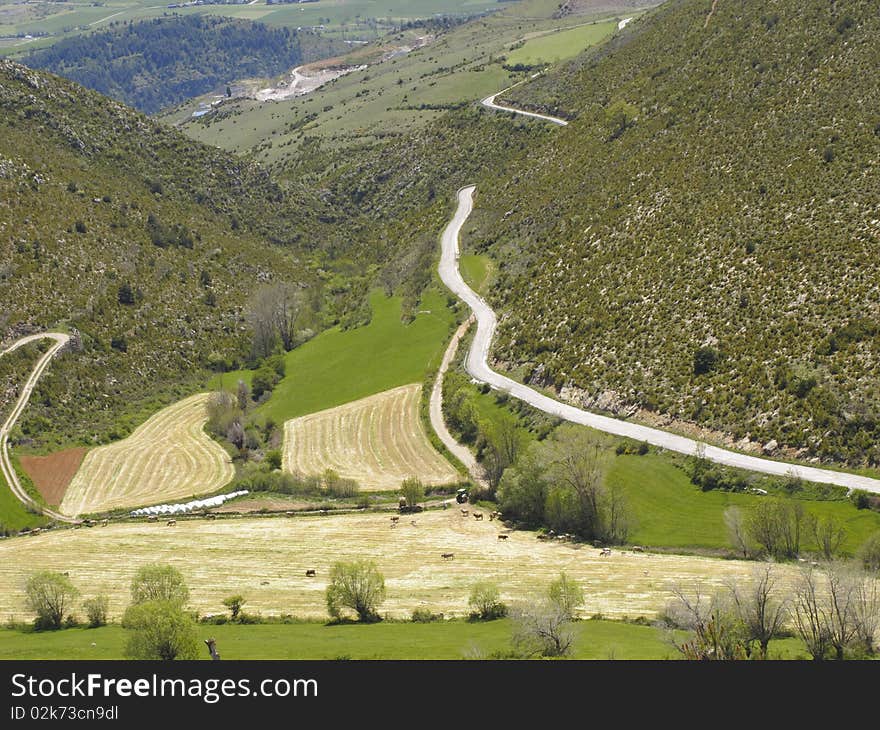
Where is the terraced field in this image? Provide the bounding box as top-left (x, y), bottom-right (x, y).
top-left (59, 393), bottom-right (234, 517)
top-left (283, 384), bottom-right (460, 491)
top-left (0, 509), bottom-right (807, 622)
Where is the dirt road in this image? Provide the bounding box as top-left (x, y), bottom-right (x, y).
top-left (0, 333), bottom-right (75, 522)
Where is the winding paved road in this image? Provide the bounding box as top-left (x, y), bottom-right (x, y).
top-left (481, 84), bottom-right (568, 126)
top-left (439, 186), bottom-right (880, 494)
top-left (0, 333), bottom-right (75, 522)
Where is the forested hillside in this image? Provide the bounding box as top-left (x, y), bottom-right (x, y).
top-left (23, 16), bottom-right (341, 114)
top-left (469, 0), bottom-right (880, 467)
top-left (0, 59), bottom-right (346, 448)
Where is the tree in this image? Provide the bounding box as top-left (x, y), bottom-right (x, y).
top-left (692, 346), bottom-right (719, 375)
top-left (326, 560), bottom-right (386, 622)
top-left (83, 595), bottom-right (109, 628)
top-left (222, 595), bottom-right (246, 622)
top-left (856, 531), bottom-right (880, 573)
top-left (662, 585), bottom-right (749, 660)
top-left (25, 571), bottom-right (80, 630)
top-left (548, 572), bottom-right (584, 621)
top-left (117, 281), bottom-right (135, 305)
top-left (724, 506), bottom-right (751, 559)
top-left (480, 416), bottom-right (523, 489)
top-left (728, 564), bottom-right (789, 658)
top-left (236, 379), bottom-right (250, 411)
top-left (510, 599), bottom-right (575, 657)
top-left (810, 514), bottom-right (846, 560)
top-left (604, 99), bottom-right (638, 141)
top-left (130, 563), bottom-right (189, 607)
top-left (467, 581), bottom-right (507, 621)
top-left (122, 600), bottom-right (199, 660)
top-left (791, 564), bottom-right (832, 660)
top-left (246, 282), bottom-right (304, 359)
top-left (746, 499), bottom-right (804, 560)
top-left (399, 476), bottom-right (424, 509)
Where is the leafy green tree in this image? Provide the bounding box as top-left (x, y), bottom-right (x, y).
top-left (468, 581), bottom-right (507, 621)
top-left (222, 595), bottom-right (246, 622)
top-left (130, 564), bottom-right (189, 607)
top-left (83, 595), bottom-right (109, 628)
top-left (326, 560), bottom-right (385, 623)
top-left (122, 600), bottom-right (199, 660)
top-left (25, 571), bottom-right (80, 630)
top-left (548, 572), bottom-right (584, 621)
top-left (399, 476), bottom-right (424, 509)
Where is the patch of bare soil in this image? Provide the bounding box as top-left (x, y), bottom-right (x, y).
top-left (19, 448), bottom-right (86, 506)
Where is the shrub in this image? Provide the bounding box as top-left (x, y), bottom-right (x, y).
top-left (122, 600), bottom-right (199, 660)
top-left (411, 608), bottom-right (444, 623)
top-left (468, 581), bottom-right (507, 621)
top-left (325, 560), bottom-right (385, 623)
top-left (857, 532), bottom-right (880, 573)
top-left (130, 564), bottom-right (189, 607)
top-left (25, 571), bottom-right (79, 631)
top-left (83, 595), bottom-right (109, 628)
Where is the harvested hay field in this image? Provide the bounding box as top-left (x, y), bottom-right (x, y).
top-left (0, 510), bottom-right (805, 622)
top-left (19, 447), bottom-right (86, 506)
top-left (60, 393), bottom-right (234, 517)
top-left (283, 384), bottom-right (460, 491)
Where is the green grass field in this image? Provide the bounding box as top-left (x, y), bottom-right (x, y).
top-left (171, 1), bottom-right (626, 159)
top-left (0, 619), bottom-right (810, 660)
top-left (609, 454), bottom-right (880, 554)
top-left (459, 253), bottom-right (493, 294)
top-left (504, 20), bottom-right (617, 66)
top-left (0, 471), bottom-right (46, 532)
top-left (216, 288), bottom-right (456, 424)
top-left (0, 0), bottom-right (504, 56)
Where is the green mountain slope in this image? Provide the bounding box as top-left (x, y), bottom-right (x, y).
top-left (0, 59), bottom-right (339, 449)
top-left (466, 0), bottom-right (880, 467)
top-left (22, 16), bottom-right (344, 114)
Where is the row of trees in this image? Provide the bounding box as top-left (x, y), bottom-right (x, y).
top-left (497, 425), bottom-right (631, 544)
top-left (663, 560), bottom-right (879, 660)
top-left (724, 500), bottom-right (880, 563)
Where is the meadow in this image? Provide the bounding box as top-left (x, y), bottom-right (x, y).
top-left (171, 0), bottom-right (627, 159)
top-left (59, 393), bottom-right (234, 516)
top-left (503, 19), bottom-right (617, 66)
top-left (0, 509), bottom-right (811, 623)
top-left (0, 620), bottom-right (807, 660)
top-left (283, 384), bottom-right (459, 490)
top-left (218, 288), bottom-right (458, 425)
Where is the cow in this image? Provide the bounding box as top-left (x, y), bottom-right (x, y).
top-left (473, 512), bottom-right (483, 521)
top-left (147, 515), bottom-right (158, 523)
top-left (166, 520), bottom-right (176, 527)
top-left (305, 569), bottom-right (317, 577)
top-left (460, 509), bottom-right (469, 517)
top-left (441, 553), bottom-right (455, 560)
top-left (632, 545), bottom-right (645, 553)
top-left (498, 534), bottom-right (509, 541)
top-left (390, 516), bottom-right (400, 523)
top-left (599, 548), bottom-right (611, 557)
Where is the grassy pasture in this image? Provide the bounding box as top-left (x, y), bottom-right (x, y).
top-left (217, 288), bottom-right (457, 425)
top-left (0, 620), bottom-right (802, 660)
top-left (0, 509), bottom-right (809, 623)
top-left (59, 393), bottom-right (234, 517)
top-left (174, 1), bottom-right (625, 158)
top-left (283, 383), bottom-right (459, 490)
top-left (459, 253), bottom-right (493, 294)
top-left (609, 454), bottom-right (880, 554)
top-left (503, 20), bottom-right (617, 65)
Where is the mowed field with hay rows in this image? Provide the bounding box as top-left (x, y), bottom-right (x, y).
top-left (59, 393), bottom-right (234, 517)
top-left (0, 510), bottom-right (807, 622)
top-left (283, 384), bottom-right (460, 491)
